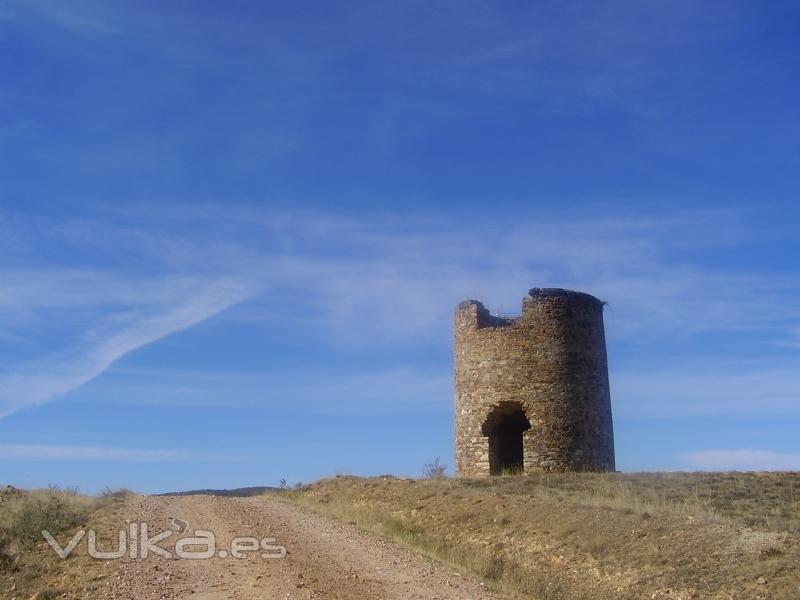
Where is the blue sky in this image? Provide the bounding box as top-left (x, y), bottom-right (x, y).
top-left (1, 1), bottom-right (799, 493)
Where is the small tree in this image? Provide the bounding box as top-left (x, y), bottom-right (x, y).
top-left (422, 457), bottom-right (447, 479)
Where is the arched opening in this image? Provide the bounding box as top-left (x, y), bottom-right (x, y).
top-left (482, 402), bottom-right (531, 475)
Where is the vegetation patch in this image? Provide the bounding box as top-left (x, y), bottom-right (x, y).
top-left (281, 472), bottom-right (800, 600)
top-left (0, 486), bottom-right (130, 598)
top-left (2, 488), bottom-right (97, 549)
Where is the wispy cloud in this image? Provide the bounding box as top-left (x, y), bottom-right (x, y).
top-left (0, 443), bottom-right (238, 461)
top-left (74, 365), bottom-right (451, 414)
top-left (0, 275), bottom-right (255, 417)
top-left (614, 364), bottom-right (800, 418)
top-left (680, 449), bottom-right (800, 471)
top-left (1, 205), bottom-right (798, 420)
top-left (1, 0), bottom-right (120, 36)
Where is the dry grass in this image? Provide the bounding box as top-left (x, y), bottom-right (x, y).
top-left (0, 486), bottom-right (131, 599)
top-left (283, 491), bottom-right (562, 599)
top-left (463, 471), bottom-right (800, 532)
top-left (0, 531), bottom-right (13, 572)
top-left (0, 487), bottom-right (100, 549)
top-left (283, 472), bottom-right (800, 600)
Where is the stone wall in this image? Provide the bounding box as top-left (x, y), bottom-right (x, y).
top-left (454, 288), bottom-right (615, 476)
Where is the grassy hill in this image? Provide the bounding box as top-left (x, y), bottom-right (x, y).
top-left (284, 472), bottom-right (800, 599)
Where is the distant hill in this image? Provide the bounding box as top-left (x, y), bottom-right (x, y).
top-left (156, 486), bottom-right (276, 497)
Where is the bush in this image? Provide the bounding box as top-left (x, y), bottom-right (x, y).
top-left (99, 487), bottom-right (133, 500)
top-left (422, 458), bottom-right (447, 479)
top-left (1, 488), bottom-right (94, 548)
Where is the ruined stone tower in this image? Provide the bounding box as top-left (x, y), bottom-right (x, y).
top-left (454, 288), bottom-right (615, 476)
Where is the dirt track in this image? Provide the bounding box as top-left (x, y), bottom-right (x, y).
top-left (99, 494), bottom-right (510, 600)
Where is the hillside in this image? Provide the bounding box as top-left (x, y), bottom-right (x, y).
top-left (286, 472), bottom-right (800, 599)
top-left (3, 473), bottom-right (799, 599)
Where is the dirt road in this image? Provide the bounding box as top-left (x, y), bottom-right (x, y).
top-left (99, 494), bottom-right (511, 600)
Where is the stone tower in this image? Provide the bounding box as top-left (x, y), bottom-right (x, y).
top-left (454, 288), bottom-right (615, 476)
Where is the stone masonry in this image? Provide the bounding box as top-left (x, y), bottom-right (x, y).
top-left (454, 288), bottom-right (615, 476)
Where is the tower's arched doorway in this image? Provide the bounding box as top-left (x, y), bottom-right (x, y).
top-left (482, 402), bottom-right (531, 475)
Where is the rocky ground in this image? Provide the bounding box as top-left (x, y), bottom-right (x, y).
top-left (92, 493), bottom-right (508, 600)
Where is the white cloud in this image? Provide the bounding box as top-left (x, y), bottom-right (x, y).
top-left (613, 364), bottom-right (800, 418)
top-left (195, 207), bottom-right (799, 348)
top-left (0, 444), bottom-right (235, 462)
top-left (2, 0), bottom-right (120, 36)
top-left (1, 205), bottom-right (799, 420)
top-left (680, 449), bottom-right (800, 471)
top-left (74, 365), bottom-right (451, 413)
top-left (0, 277), bottom-right (255, 417)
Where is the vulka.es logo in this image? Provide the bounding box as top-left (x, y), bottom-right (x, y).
top-left (42, 522), bottom-right (287, 561)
